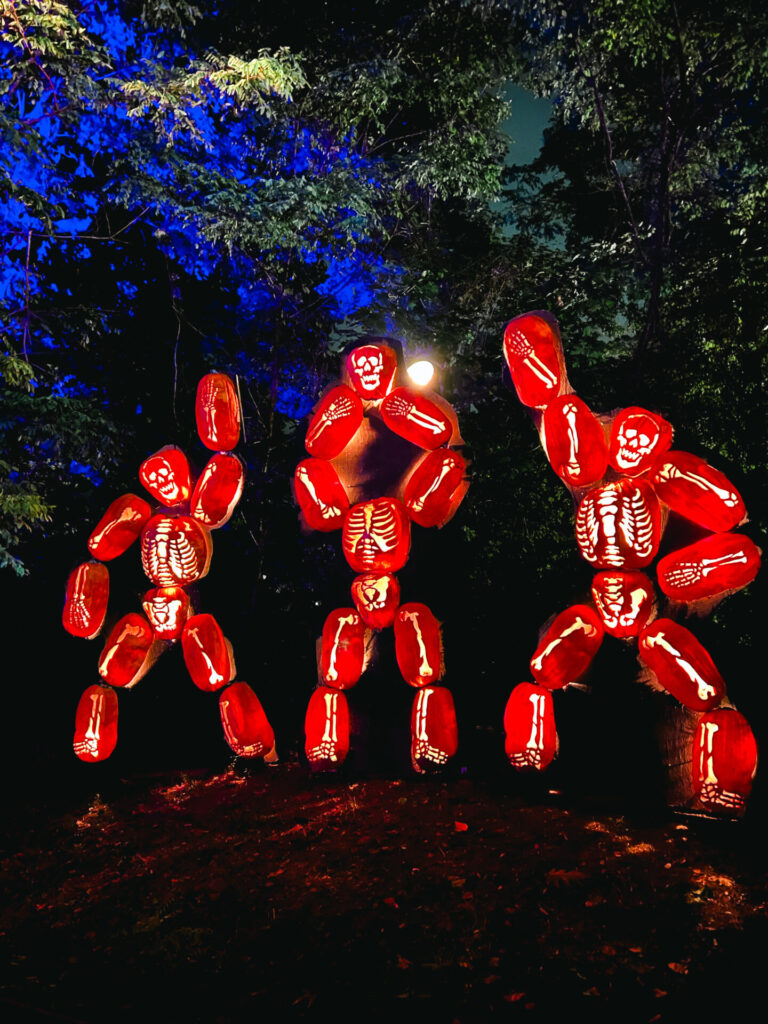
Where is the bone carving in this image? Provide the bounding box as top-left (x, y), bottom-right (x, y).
top-left (576, 483), bottom-right (656, 567)
top-left (345, 502), bottom-right (400, 567)
top-left (297, 465), bottom-right (343, 520)
top-left (185, 625), bottom-right (225, 687)
top-left (643, 631), bottom-right (717, 701)
top-left (73, 691), bottom-right (102, 759)
top-left (562, 401), bottom-right (581, 475)
top-left (413, 688), bottom-right (448, 766)
top-left (697, 722), bottom-right (744, 811)
top-left (308, 690), bottom-right (342, 762)
top-left (142, 518), bottom-right (207, 587)
top-left (655, 461), bottom-right (739, 507)
top-left (663, 551), bottom-right (748, 589)
top-left (401, 609), bottom-right (433, 677)
top-left (506, 328), bottom-right (558, 389)
top-left (531, 616), bottom-right (598, 674)
top-left (100, 621), bottom-right (144, 676)
top-left (385, 394), bottom-right (446, 435)
top-left (326, 613), bottom-right (357, 682)
top-left (410, 456), bottom-right (453, 512)
top-left (306, 394), bottom-right (357, 446)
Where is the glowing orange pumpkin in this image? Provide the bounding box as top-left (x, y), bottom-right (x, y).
top-left (294, 458), bottom-right (350, 532)
top-left (88, 493), bottom-right (152, 561)
top-left (503, 682), bottom-right (557, 770)
top-left (404, 450), bottom-right (467, 527)
top-left (575, 479), bottom-right (661, 569)
top-left (219, 682), bottom-right (275, 758)
top-left (305, 686), bottom-right (350, 768)
top-left (342, 497), bottom-right (411, 573)
top-left (141, 514), bottom-right (212, 587)
top-left (394, 603), bottom-right (443, 687)
top-left (692, 708), bottom-right (757, 817)
top-left (639, 619), bottom-right (725, 712)
top-left (590, 570), bottom-right (655, 638)
top-left (181, 613), bottom-right (235, 691)
top-left (305, 385), bottom-right (363, 460)
top-left (346, 343), bottom-right (398, 400)
top-left (62, 561), bottom-right (110, 639)
top-left (410, 686), bottom-right (458, 772)
top-left (541, 394), bottom-right (608, 487)
top-left (530, 604), bottom-right (604, 689)
top-left (73, 685), bottom-right (118, 762)
top-left (196, 373), bottom-right (241, 451)
top-left (190, 453), bottom-right (245, 529)
top-left (350, 572), bottom-right (400, 629)
top-left (608, 407), bottom-right (673, 477)
top-left (657, 533), bottom-right (761, 602)
top-left (651, 451), bottom-right (745, 533)
top-left (139, 446), bottom-right (191, 506)
top-left (381, 387), bottom-right (453, 449)
top-left (142, 586), bottom-right (191, 641)
top-left (98, 612), bottom-right (154, 687)
top-left (502, 312), bottom-right (567, 408)
top-left (320, 608), bottom-right (366, 688)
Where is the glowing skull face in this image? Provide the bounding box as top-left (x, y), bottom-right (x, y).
top-left (140, 447), bottom-right (191, 507)
top-left (610, 408), bottom-right (672, 476)
top-left (346, 344), bottom-right (397, 400)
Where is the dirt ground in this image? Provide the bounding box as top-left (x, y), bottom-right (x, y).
top-left (2, 763), bottom-right (766, 1023)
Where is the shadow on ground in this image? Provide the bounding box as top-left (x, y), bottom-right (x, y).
top-left (2, 763), bottom-right (766, 1022)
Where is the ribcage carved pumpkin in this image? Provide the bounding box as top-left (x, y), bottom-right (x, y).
top-left (575, 480), bottom-right (661, 569)
top-left (141, 514), bottom-right (212, 587)
top-left (341, 497), bottom-right (411, 573)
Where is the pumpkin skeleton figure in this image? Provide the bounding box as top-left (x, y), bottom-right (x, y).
top-left (295, 339), bottom-right (469, 772)
top-left (502, 311), bottom-right (760, 817)
top-left (63, 374), bottom-right (275, 764)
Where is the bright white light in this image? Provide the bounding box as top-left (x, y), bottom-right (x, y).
top-left (406, 359), bottom-right (435, 387)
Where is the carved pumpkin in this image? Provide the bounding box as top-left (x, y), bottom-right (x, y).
top-left (294, 458), bottom-right (350, 532)
top-left (575, 479), bottom-right (661, 569)
top-left (639, 619), bottom-right (725, 712)
top-left (503, 682), bottom-right (557, 771)
top-left (404, 450), bottom-right (467, 527)
top-left (73, 685), bottom-right (118, 762)
top-left (410, 686), bottom-right (458, 772)
top-left (608, 407), bottom-right (673, 476)
top-left (320, 608), bottom-right (366, 689)
top-left (590, 570), bottom-right (655, 638)
top-left (142, 586), bottom-right (191, 641)
top-left (692, 708), bottom-right (757, 817)
top-left (657, 533), bottom-right (761, 602)
top-left (139, 446), bottom-right (191, 507)
top-left (141, 514), bottom-right (212, 587)
top-left (541, 394), bottom-right (608, 487)
top-left (182, 613), bottom-right (235, 691)
top-left (63, 561), bottom-right (109, 639)
top-left (394, 603), bottom-right (443, 687)
top-left (219, 682), bottom-right (275, 758)
top-left (502, 312), bottom-right (567, 408)
top-left (341, 497), bottom-right (411, 573)
top-left (350, 572), bottom-right (400, 629)
top-left (196, 373), bottom-right (241, 451)
top-left (98, 612), bottom-right (154, 687)
top-left (305, 385), bottom-right (363, 459)
top-left (88, 493), bottom-right (152, 561)
top-left (190, 453), bottom-right (245, 529)
top-left (651, 451), bottom-right (745, 533)
top-left (305, 686), bottom-right (350, 768)
top-left (530, 604), bottom-right (604, 689)
top-left (346, 343), bottom-right (398, 400)
top-left (381, 387), bottom-right (453, 449)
